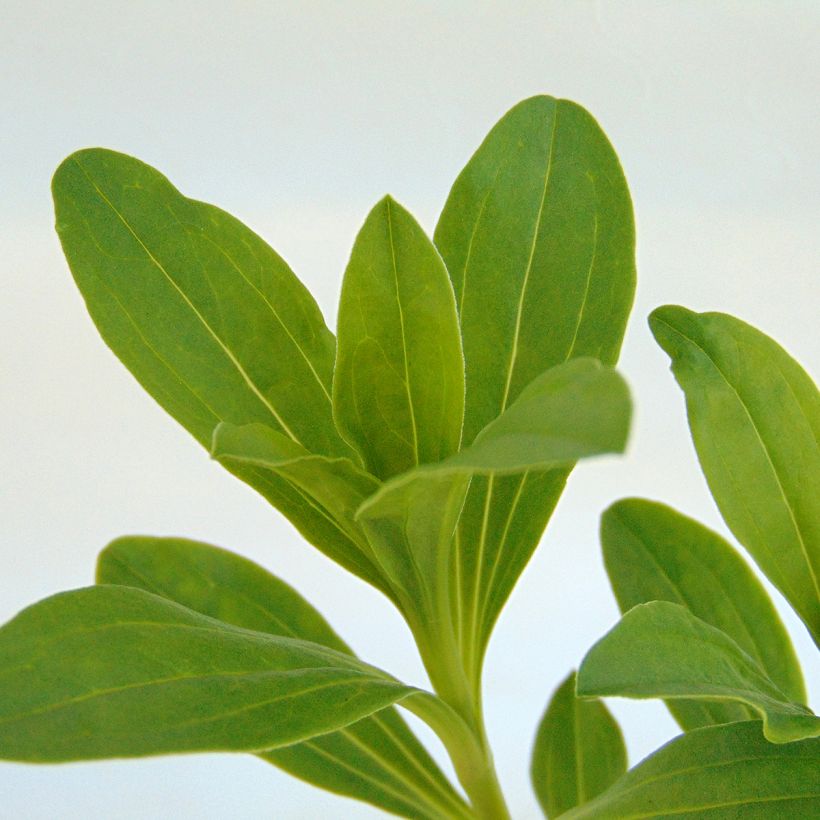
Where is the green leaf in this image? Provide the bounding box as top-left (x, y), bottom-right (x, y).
top-left (561, 721), bottom-right (820, 819)
top-left (0, 585), bottom-right (417, 762)
top-left (577, 602), bottom-right (820, 743)
top-left (650, 306), bottom-right (820, 645)
top-left (356, 360), bottom-right (630, 698)
top-left (530, 671), bottom-right (626, 818)
top-left (210, 422), bottom-right (396, 601)
top-left (442, 358), bottom-right (630, 473)
top-left (601, 498), bottom-right (806, 731)
top-left (334, 195), bottom-right (464, 480)
top-left (97, 537), bottom-right (468, 819)
top-left (434, 95), bottom-right (635, 682)
top-left (51, 149), bottom-right (384, 593)
top-left (358, 471), bottom-right (470, 627)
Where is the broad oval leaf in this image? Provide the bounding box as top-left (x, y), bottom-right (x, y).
top-left (601, 498), bottom-right (805, 730)
top-left (97, 537), bottom-right (468, 819)
top-left (650, 306), bottom-right (820, 645)
top-left (0, 586), bottom-right (417, 762)
top-left (577, 602), bottom-right (819, 743)
top-left (530, 671), bottom-right (626, 818)
top-left (52, 149), bottom-right (378, 593)
top-left (561, 721), bottom-right (820, 819)
top-left (434, 96), bottom-right (635, 683)
top-left (334, 195), bottom-right (464, 480)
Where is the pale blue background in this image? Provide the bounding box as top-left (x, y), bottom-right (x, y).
top-left (1, 1), bottom-right (818, 817)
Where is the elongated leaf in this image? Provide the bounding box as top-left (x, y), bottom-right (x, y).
top-left (578, 602), bottom-right (819, 743)
top-left (601, 498), bottom-right (805, 730)
top-left (359, 472), bottom-right (470, 626)
top-left (356, 360), bottom-right (630, 690)
top-left (0, 586), bottom-right (417, 762)
top-left (434, 96), bottom-right (635, 681)
top-left (334, 195), bottom-right (464, 480)
top-left (650, 306), bottom-right (820, 644)
top-left (98, 537), bottom-right (468, 819)
top-left (51, 150), bottom-right (384, 593)
top-left (530, 671), bottom-right (626, 818)
top-left (210, 423), bottom-right (395, 600)
top-left (562, 721), bottom-right (820, 819)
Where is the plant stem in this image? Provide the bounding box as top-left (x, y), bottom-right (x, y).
top-left (406, 693), bottom-right (511, 820)
top-left (404, 603), bottom-right (510, 819)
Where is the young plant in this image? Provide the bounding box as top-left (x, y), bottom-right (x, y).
top-left (1, 94), bottom-right (817, 818)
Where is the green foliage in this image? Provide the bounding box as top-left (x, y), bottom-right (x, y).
top-left (601, 498), bottom-right (805, 729)
top-left (0, 585), bottom-right (416, 762)
top-left (530, 672), bottom-right (626, 818)
top-left (560, 721), bottom-right (820, 819)
top-left (650, 306), bottom-right (820, 645)
top-left (434, 95), bottom-right (636, 687)
top-left (97, 537), bottom-right (469, 819)
top-left (334, 196), bottom-right (465, 480)
top-left (578, 601), bottom-right (819, 743)
top-left (2, 94), bottom-right (815, 818)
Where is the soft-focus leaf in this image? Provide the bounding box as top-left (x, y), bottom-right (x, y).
top-left (562, 721), bottom-right (820, 819)
top-left (435, 96), bottom-right (635, 681)
top-left (530, 671), bottom-right (626, 818)
top-left (334, 196), bottom-right (464, 480)
top-left (578, 602), bottom-right (819, 743)
top-left (650, 306), bottom-right (820, 644)
top-left (356, 360), bottom-right (630, 596)
top-left (442, 359), bottom-right (630, 473)
top-left (51, 149), bottom-right (383, 592)
top-left (601, 498), bottom-right (805, 730)
top-left (210, 423), bottom-right (394, 600)
top-left (98, 537), bottom-right (468, 819)
top-left (0, 586), bottom-right (417, 762)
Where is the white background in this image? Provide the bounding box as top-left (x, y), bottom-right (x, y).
top-left (1, 2), bottom-right (818, 817)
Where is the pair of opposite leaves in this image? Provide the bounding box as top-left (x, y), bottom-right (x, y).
top-left (0, 94), bottom-right (634, 818)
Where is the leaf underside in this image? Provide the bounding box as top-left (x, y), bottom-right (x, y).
top-left (561, 721), bottom-right (820, 819)
top-left (0, 585), bottom-right (415, 763)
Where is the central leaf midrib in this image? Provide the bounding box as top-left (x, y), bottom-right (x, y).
top-left (0, 664), bottom-right (379, 727)
top-left (499, 104), bottom-right (560, 413)
top-left (196, 228), bottom-right (333, 404)
top-left (385, 198), bottom-right (420, 466)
